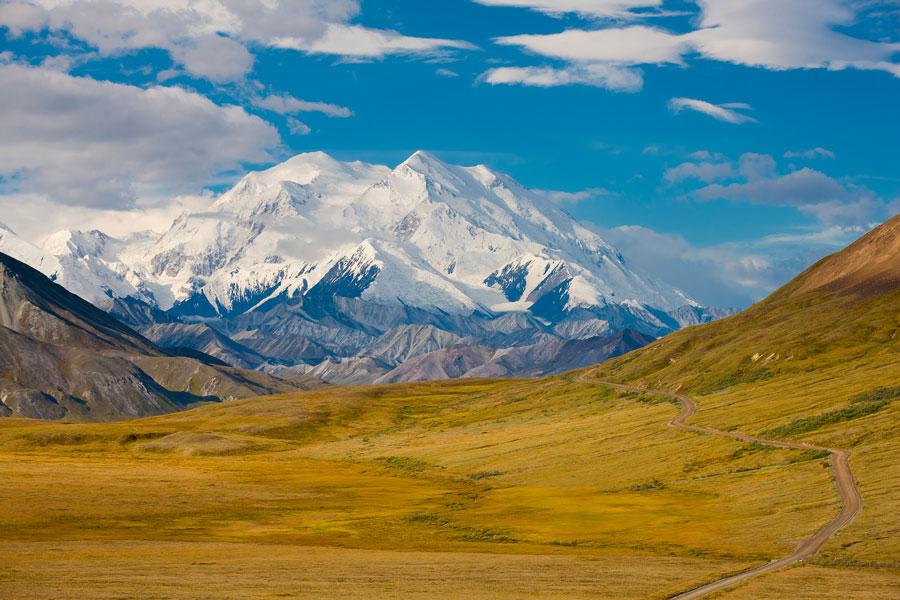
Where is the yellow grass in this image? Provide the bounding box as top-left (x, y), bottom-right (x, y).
top-left (3, 376), bottom-right (878, 597)
top-left (711, 564), bottom-right (900, 599)
top-left (0, 541), bottom-right (743, 600)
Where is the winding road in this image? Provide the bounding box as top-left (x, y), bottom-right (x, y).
top-left (575, 373), bottom-right (863, 600)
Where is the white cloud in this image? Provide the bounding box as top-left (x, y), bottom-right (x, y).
top-left (252, 94), bottom-right (352, 118)
top-left (483, 1), bottom-right (900, 89)
top-left (286, 117), bottom-right (312, 136)
top-left (668, 98), bottom-right (758, 124)
top-left (1, 191), bottom-right (214, 243)
top-left (272, 23), bottom-right (476, 58)
top-left (535, 187), bottom-right (611, 204)
top-left (472, 0), bottom-right (662, 19)
top-left (784, 147), bottom-right (836, 159)
top-left (483, 64), bottom-right (643, 91)
top-left (687, 0), bottom-right (900, 75)
top-left (689, 156), bottom-right (881, 226)
top-left (697, 167), bottom-right (852, 207)
top-left (170, 34), bottom-right (255, 83)
top-left (736, 153), bottom-right (777, 180)
top-left (495, 26), bottom-right (689, 64)
top-left (798, 198), bottom-right (882, 226)
top-left (664, 161), bottom-right (735, 183)
top-left (0, 63), bottom-right (279, 208)
top-left (436, 68), bottom-right (459, 77)
top-left (0, 1), bottom-right (474, 81)
top-left (662, 151), bottom-right (884, 227)
top-left (688, 150), bottom-right (727, 161)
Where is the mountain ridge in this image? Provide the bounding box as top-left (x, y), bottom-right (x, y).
top-left (0, 251), bottom-right (327, 421)
top-left (0, 151), bottom-right (735, 383)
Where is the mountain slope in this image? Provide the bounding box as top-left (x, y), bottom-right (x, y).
top-left (0, 252), bottom-right (158, 355)
top-left (0, 325), bottom-right (185, 420)
top-left (0, 252), bottom-right (326, 421)
top-left (595, 214), bottom-right (900, 392)
top-left (590, 214), bottom-right (900, 569)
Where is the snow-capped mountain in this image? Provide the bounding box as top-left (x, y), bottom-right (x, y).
top-left (3, 151), bottom-right (734, 382)
top-left (0, 223), bottom-right (157, 305)
top-left (108, 150), bottom-right (696, 317)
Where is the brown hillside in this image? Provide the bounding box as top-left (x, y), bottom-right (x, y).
top-left (793, 213), bottom-right (900, 297)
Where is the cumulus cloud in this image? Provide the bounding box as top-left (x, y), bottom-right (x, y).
top-left (0, 1), bottom-right (474, 81)
top-left (668, 98), bottom-right (758, 124)
top-left (688, 155), bottom-right (881, 226)
top-left (0, 63), bottom-right (280, 208)
top-left (483, 64), bottom-right (643, 91)
top-left (170, 35), bottom-right (255, 83)
top-left (482, 1), bottom-right (900, 89)
top-left (664, 151), bottom-right (884, 227)
top-left (784, 147), bottom-right (836, 159)
top-left (664, 161), bottom-right (735, 183)
top-left (697, 168), bottom-right (853, 207)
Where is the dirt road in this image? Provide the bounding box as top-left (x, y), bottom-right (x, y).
top-left (575, 374), bottom-right (863, 600)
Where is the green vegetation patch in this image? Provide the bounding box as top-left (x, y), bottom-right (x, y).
top-left (761, 386), bottom-right (900, 439)
top-left (466, 470), bottom-right (503, 480)
top-left (628, 479), bottom-right (667, 492)
top-left (378, 455), bottom-right (435, 474)
top-left (700, 368), bottom-right (774, 393)
top-left (449, 525), bottom-right (519, 544)
top-left (618, 390), bottom-right (678, 406)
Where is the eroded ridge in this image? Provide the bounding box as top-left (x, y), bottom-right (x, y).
top-left (575, 373), bottom-right (863, 600)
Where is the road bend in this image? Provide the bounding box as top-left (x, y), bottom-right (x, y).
top-left (575, 373), bottom-right (863, 600)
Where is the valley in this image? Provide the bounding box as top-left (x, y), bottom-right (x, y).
top-left (6, 214), bottom-right (900, 598)
top-left (3, 2), bottom-right (899, 597)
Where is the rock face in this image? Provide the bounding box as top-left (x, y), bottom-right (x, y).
top-left (0, 252), bottom-right (327, 421)
top-left (0, 151), bottom-right (736, 385)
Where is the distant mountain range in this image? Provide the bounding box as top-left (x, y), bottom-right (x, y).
top-left (0, 252), bottom-right (325, 421)
top-left (0, 151), bottom-right (734, 386)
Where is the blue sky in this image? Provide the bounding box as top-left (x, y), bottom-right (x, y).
top-left (1, 0), bottom-right (898, 307)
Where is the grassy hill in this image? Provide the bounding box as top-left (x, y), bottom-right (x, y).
top-left (5, 218), bottom-right (900, 598)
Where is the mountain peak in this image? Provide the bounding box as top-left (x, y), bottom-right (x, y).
top-left (792, 213), bottom-right (900, 298)
top-left (402, 149), bottom-right (440, 163)
top-left (397, 150), bottom-right (458, 177)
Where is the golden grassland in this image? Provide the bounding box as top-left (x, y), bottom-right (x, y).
top-left (592, 281), bottom-right (900, 572)
top-left (0, 541), bottom-right (745, 600)
top-left (3, 370), bottom-right (891, 598)
top-left (7, 237), bottom-right (900, 597)
top-left (706, 563), bottom-right (900, 600)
